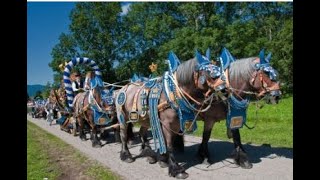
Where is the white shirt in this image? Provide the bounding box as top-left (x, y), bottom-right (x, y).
top-left (72, 80), bottom-right (81, 92)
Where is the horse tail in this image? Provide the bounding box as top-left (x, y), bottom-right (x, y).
top-left (63, 57), bottom-right (102, 108)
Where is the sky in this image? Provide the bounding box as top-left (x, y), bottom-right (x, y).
top-left (27, 2), bottom-right (75, 85)
top-left (27, 2), bottom-right (131, 85)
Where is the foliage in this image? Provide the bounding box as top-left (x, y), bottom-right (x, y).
top-left (49, 2), bottom-right (292, 93)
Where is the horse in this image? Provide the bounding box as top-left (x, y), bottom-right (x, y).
top-left (173, 48), bottom-right (281, 169)
top-left (116, 50), bottom-right (227, 179)
top-left (72, 74), bottom-right (118, 147)
top-left (48, 87), bottom-right (77, 134)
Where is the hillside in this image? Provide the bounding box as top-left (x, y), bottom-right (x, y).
top-left (27, 84), bottom-right (45, 97)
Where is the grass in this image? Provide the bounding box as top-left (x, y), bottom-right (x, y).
top-left (27, 121), bottom-right (122, 180)
top-left (27, 121), bottom-right (60, 180)
top-left (193, 96), bottom-right (293, 148)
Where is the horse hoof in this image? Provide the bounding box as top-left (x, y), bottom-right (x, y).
top-left (240, 160), bottom-right (253, 169)
top-left (202, 158), bottom-right (213, 165)
top-left (92, 143), bottom-right (102, 148)
top-left (128, 140), bottom-right (134, 145)
top-left (175, 172), bottom-right (189, 179)
top-left (124, 158), bottom-right (135, 163)
top-left (147, 157), bottom-right (157, 164)
top-left (158, 161), bottom-right (168, 168)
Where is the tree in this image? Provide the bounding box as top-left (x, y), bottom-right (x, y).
top-left (49, 2), bottom-right (293, 94)
top-left (34, 90), bottom-right (43, 100)
top-left (69, 2), bottom-right (122, 82)
top-left (41, 82), bottom-right (52, 99)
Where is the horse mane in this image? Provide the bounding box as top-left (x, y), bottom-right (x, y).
top-left (229, 57), bottom-right (257, 83)
top-left (175, 58), bottom-right (197, 87)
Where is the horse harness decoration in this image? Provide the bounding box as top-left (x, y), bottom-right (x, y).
top-left (220, 48), bottom-right (280, 129)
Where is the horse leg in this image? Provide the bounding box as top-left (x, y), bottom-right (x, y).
top-left (127, 122), bottom-right (135, 146)
top-left (111, 116), bottom-right (121, 143)
top-left (172, 134), bottom-right (185, 153)
top-left (91, 126), bottom-right (102, 148)
top-left (120, 124), bottom-right (134, 163)
top-left (197, 119), bottom-right (215, 164)
top-left (162, 124), bottom-right (188, 179)
top-left (139, 126), bottom-right (156, 164)
top-left (230, 129), bottom-right (252, 169)
top-left (113, 125), bottom-right (121, 143)
top-left (77, 117), bottom-right (86, 141)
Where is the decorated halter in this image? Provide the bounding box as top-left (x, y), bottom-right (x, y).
top-left (63, 57), bottom-right (102, 108)
top-left (250, 49), bottom-right (280, 97)
top-left (195, 50), bottom-right (224, 93)
top-left (220, 47), bottom-right (280, 98)
top-left (254, 50), bottom-right (279, 82)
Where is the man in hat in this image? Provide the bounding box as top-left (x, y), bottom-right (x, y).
top-left (71, 72), bottom-right (84, 96)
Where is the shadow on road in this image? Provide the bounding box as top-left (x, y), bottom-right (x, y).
top-left (174, 140), bottom-right (292, 170)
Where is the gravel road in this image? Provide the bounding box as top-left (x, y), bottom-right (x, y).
top-left (27, 115), bottom-right (292, 180)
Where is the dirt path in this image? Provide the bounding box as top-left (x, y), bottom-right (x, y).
top-left (27, 115), bottom-right (292, 180)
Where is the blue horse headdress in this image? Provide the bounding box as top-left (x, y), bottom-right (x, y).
top-left (220, 47), bottom-right (235, 70)
top-left (168, 51), bottom-right (181, 74)
top-left (130, 73), bottom-right (140, 83)
top-left (90, 76), bottom-right (104, 89)
top-left (255, 49), bottom-right (278, 81)
top-left (195, 49), bottom-right (221, 79)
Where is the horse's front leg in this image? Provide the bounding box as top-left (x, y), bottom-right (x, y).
top-left (197, 118), bottom-right (215, 164)
top-left (77, 116), bottom-right (86, 141)
top-left (230, 129), bottom-right (252, 169)
top-left (139, 126), bottom-right (157, 164)
top-left (91, 125), bottom-right (102, 148)
top-left (120, 123), bottom-right (134, 163)
top-left (161, 121), bottom-right (188, 179)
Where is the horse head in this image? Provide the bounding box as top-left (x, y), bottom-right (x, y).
top-left (222, 48), bottom-right (281, 104)
top-left (89, 75), bottom-right (115, 114)
top-left (250, 49), bottom-right (281, 104)
top-left (194, 49), bottom-right (227, 97)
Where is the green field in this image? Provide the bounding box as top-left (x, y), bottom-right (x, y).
top-left (27, 121), bottom-right (121, 180)
top-left (193, 96), bottom-right (293, 148)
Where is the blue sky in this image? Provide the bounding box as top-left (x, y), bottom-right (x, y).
top-left (27, 2), bottom-right (75, 85)
top-left (27, 2), bottom-right (131, 85)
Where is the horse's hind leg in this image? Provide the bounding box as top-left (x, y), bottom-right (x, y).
top-left (139, 126), bottom-right (156, 164)
top-left (120, 124), bottom-right (134, 163)
top-left (127, 122), bottom-right (135, 146)
top-left (230, 129), bottom-right (252, 169)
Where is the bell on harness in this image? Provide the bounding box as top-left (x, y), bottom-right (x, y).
top-left (129, 111), bottom-right (139, 122)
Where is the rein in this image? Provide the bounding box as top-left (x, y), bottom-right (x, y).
top-left (160, 93), bottom-right (214, 136)
top-left (168, 73), bottom-right (213, 113)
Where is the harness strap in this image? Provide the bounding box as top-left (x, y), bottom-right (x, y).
top-left (174, 72), bottom-right (201, 105)
top-left (132, 86), bottom-right (143, 112)
top-left (225, 68), bottom-right (230, 88)
top-left (194, 71), bottom-right (199, 90)
top-left (157, 101), bottom-right (170, 112)
top-left (173, 72), bottom-right (182, 98)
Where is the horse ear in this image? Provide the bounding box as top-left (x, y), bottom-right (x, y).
top-left (131, 73), bottom-right (139, 82)
top-left (168, 51), bottom-right (181, 73)
top-left (265, 52), bottom-right (272, 63)
top-left (259, 49), bottom-right (267, 64)
top-left (206, 48), bottom-right (211, 61)
top-left (220, 47), bottom-right (234, 70)
top-left (195, 49), bottom-right (209, 66)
